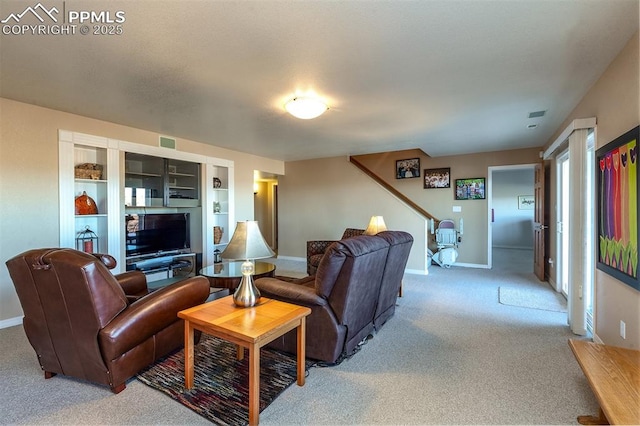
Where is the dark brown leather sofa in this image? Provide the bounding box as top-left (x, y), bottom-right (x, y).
top-left (257, 231), bottom-right (412, 364)
top-left (306, 228), bottom-right (364, 275)
top-left (5, 248), bottom-right (210, 393)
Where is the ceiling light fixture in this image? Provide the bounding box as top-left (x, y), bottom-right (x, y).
top-left (284, 95), bottom-right (328, 119)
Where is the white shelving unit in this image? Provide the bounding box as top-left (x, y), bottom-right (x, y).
top-left (59, 131), bottom-right (121, 270)
top-left (205, 162), bottom-right (234, 266)
top-left (60, 131), bottom-right (234, 273)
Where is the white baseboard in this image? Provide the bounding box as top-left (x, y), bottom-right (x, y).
top-left (275, 255), bottom-right (306, 262)
top-left (406, 268), bottom-right (428, 275)
top-left (0, 316), bottom-right (23, 329)
top-left (454, 262), bottom-right (490, 269)
top-left (592, 333), bottom-right (604, 344)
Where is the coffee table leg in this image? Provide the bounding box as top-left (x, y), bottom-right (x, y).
top-left (184, 321), bottom-right (194, 389)
top-left (249, 344), bottom-right (260, 426)
top-left (297, 318), bottom-right (306, 386)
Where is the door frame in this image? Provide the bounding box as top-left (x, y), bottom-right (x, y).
top-left (487, 163), bottom-right (539, 269)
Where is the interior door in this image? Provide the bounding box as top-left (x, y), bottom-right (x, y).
top-left (533, 162), bottom-right (546, 281)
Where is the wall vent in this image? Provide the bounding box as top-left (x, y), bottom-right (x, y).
top-left (159, 136), bottom-right (176, 149)
top-left (528, 110), bottom-right (546, 119)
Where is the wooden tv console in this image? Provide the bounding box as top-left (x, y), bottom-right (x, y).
top-left (568, 339), bottom-right (640, 425)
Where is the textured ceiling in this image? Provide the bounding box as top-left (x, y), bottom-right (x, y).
top-left (1, 0), bottom-right (638, 161)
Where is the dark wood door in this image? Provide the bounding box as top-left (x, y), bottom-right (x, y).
top-left (533, 162), bottom-right (546, 281)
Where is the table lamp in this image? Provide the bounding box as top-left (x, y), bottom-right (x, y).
top-left (221, 221), bottom-right (275, 307)
top-left (364, 216), bottom-right (387, 235)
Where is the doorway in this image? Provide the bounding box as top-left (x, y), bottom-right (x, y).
top-left (488, 165), bottom-right (537, 271)
top-left (253, 171), bottom-right (279, 251)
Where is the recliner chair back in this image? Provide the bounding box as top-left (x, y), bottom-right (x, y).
top-left (373, 231), bottom-right (413, 329)
top-left (315, 235), bottom-right (389, 355)
top-left (7, 248), bottom-right (127, 383)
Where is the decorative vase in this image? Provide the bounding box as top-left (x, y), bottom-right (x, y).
top-left (75, 191), bottom-right (98, 215)
top-left (214, 226), bottom-right (223, 244)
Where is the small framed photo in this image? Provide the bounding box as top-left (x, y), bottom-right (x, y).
top-left (518, 195), bottom-right (535, 209)
top-left (423, 168), bottom-right (450, 188)
top-left (396, 158), bottom-right (420, 179)
top-left (455, 177), bottom-right (485, 200)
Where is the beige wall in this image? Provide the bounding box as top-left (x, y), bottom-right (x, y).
top-left (278, 147), bottom-right (540, 271)
top-left (354, 147), bottom-right (540, 265)
top-left (0, 98), bottom-right (284, 323)
top-left (543, 32), bottom-right (639, 348)
top-left (278, 156), bottom-right (428, 271)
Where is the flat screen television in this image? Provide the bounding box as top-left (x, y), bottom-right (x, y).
top-left (125, 213), bottom-right (190, 258)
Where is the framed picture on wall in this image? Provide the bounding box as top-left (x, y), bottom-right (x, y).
top-left (596, 125), bottom-right (639, 291)
top-left (423, 168), bottom-right (450, 188)
top-left (455, 177), bottom-right (485, 200)
top-left (396, 158), bottom-right (420, 179)
top-left (518, 195), bottom-right (535, 209)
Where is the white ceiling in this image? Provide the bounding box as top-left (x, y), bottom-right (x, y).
top-left (1, 1), bottom-right (638, 161)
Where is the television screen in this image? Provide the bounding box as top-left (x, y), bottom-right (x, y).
top-left (125, 213), bottom-right (190, 257)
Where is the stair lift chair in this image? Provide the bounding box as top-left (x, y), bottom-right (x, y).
top-left (430, 219), bottom-right (461, 268)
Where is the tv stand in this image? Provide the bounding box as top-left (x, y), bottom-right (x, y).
top-left (126, 252), bottom-right (197, 289)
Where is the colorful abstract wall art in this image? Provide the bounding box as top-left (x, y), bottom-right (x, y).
top-left (596, 126), bottom-right (639, 291)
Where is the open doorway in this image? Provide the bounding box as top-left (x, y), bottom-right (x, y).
top-left (253, 171), bottom-right (279, 251)
top-left (488, 165), bottom-right (537, 271)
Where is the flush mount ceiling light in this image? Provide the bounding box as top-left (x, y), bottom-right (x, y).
top-left (284, 95), bottom-right (328, 119)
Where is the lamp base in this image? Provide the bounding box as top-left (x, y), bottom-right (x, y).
top-left (232, 261), bottom-right (260, 307)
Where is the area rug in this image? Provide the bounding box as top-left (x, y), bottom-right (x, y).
top-left (137, 334), bottom-right (306, 425)
top-left (499, 286), bottom-right (568, 313)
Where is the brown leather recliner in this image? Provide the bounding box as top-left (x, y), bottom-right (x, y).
top-left (257, 234), bottom-right (390, 363)
top-left (5, 248), bottom-right (210, 393)
top-left (306, 228), bottom-right (365, 275)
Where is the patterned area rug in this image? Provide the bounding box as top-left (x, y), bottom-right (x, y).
top-left (137, 335), bottom-right (305, 425)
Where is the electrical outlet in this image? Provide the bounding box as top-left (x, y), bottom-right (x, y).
top-left (620, 320), bottom-right (626, 339)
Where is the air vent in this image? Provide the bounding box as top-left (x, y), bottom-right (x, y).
top-left (528, 110), bottom-right (546, 119)
top-left (159, 136), bottom-right (176, 149)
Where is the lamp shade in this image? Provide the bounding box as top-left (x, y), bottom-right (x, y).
top-left (221, 221), bottom-right (275, 260)
top-left (284, 96), bottom-right (328, 119)
top-left (364, 216), bottom-right (387, 235)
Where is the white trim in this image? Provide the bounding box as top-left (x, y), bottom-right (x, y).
top-left (452, 262), bottom-right (490, 269)
top-left (405, 268), bottom-right (428, 275)
top-left (543, 117), bottom-right (596, 160)
top-left (0, 316), bottom-right (23, 329)
top-left (275, 255), bottom-right (305, 262)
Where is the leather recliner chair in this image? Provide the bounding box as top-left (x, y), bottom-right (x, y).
top-left (373, 231), bottom-right (414, 330)
top-left (5, 248), bottom-right (210, 393)
top-left (257, 235), bottom-right (390, 363)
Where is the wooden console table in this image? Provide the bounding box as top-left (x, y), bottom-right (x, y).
top-left (568, 339), bottom-right (640, 425)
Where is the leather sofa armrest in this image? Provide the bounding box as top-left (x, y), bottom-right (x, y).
top-left (255, 277), bottom-right (326, 307)
top-left (114, 270), bottom-right (148, 297)
top-left (99, 276), bottom-right (210, 361)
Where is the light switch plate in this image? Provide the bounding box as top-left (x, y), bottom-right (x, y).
top-left (453, 206), bottom-right (462, 212)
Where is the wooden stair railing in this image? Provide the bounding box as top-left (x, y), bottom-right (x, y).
top-left (349, 156), bottom-right (439, 223)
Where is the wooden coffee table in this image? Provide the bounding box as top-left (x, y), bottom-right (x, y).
top-left (199, 261), bottom-right (276, 290)
top-left (178, 296), bottom-right (311, 426)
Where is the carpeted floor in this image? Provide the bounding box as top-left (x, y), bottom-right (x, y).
top-left (0, 250), bottom-right (599, 425)
top-left (137, 335), bottom-right (307, 425)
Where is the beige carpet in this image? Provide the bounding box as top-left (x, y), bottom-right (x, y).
top-left (499, 286), bottom-right (568, 313)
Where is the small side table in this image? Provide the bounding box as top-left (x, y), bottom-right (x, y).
top-left (200, 261), bottom-right (275, 290)
top-left (178, 296), bottom-right (311, 426)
